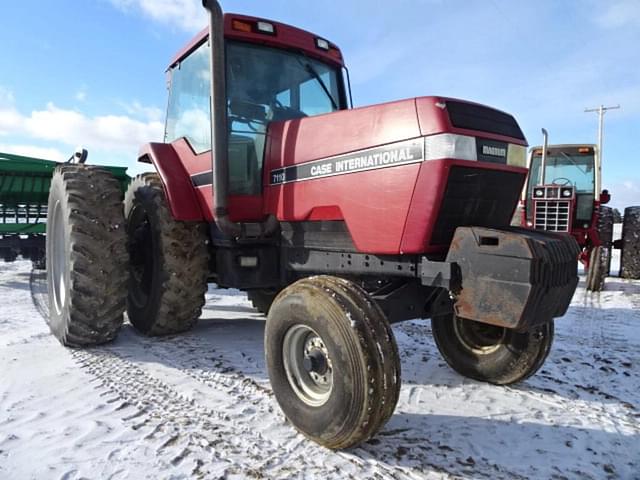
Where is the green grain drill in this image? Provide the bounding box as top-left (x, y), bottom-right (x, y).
top-left (0, 152), bottom-right (129, 267)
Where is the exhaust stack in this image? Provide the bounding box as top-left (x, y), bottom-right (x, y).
top-left (202, 0), bottom-right (278, 239)
top-left (202, 0), bottom-right (241, 237)
top-left (540, 128), bottom-right (549, 186)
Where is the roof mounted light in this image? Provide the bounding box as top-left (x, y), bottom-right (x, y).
top-left (316, 38), bottom-right (330, 50)
top-left (232, 19), bottom-right (252, 33)
top-left (256, 21), bottom-right (276, 35)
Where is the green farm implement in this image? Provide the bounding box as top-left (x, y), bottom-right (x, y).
top-left (0, 152), bottom-right (129, 268)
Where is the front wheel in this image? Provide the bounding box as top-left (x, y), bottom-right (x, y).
top-left (265, 276), bottom-right (400, 449)
top-left (431, 314), bottom-right (554, 385)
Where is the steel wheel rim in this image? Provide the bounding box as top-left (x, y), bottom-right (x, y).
top-left (283, 324), bottom-right (333, 407)
top-left (453, 317), bottom-right (506, 355)
top-left (51, 200), bottom-right (68, 316)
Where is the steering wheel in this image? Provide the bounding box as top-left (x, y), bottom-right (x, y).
top-left (551, 177), bottom-right (572, 186)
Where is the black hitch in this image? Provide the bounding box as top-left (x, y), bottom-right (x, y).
top-left (445, 226), bottom-right (580, 330)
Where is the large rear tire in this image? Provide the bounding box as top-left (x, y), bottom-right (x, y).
top-left (46, 165), bottom-right (128, 347)
top-left (431, 314), bottom-right (554, 385)
top-left (599, 205), bottom-right (614, 275)
top-left (124, 173), bottom-right (209, 336)
top-left (586, 246), bottom-right (607, 292)
top-left (265, 276), bottom-right (401, 449)
top-left (620, 206), bottom-right (640, 279)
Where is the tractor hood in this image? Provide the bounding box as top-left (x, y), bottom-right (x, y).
top-left (263, 96), bottom-right (528, 254)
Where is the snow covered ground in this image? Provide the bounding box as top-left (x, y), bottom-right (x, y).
top-left (1, 257), bottom-right (639, 479)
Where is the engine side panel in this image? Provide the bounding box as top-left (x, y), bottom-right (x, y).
top-left (264, 98), bottom-right (423, 254)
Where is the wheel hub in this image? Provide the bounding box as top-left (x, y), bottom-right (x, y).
top-left (453, 317), bottom-right (507, 355)
top-left (283, 325), bottom-right (333, 406)
top-left (303, 349), bottom-right (328, 375)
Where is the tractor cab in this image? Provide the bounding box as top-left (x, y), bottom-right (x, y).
top-left (524, 144), bottom-right (600, 233)
top-left (162, 15), bottom-right (349, 203)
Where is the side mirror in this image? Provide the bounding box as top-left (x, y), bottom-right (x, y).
top-left (600, 189), bottom-right (611, 204)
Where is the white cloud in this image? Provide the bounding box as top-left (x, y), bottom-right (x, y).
top-left (109, 0), bottom-right (205, 33)
top-left (0, 86), bottom-right (14, 107)
top-left (608, 180), bottom-right (640, 211)
top-left (594, 0), bottom-right (640, 28)
top-left (0, 144), bottom-right (66, 162)
top-left (119, 100), bottom-right (164, 123)
top-left (0, 89), bottom-right (164, 160)
top-left (75, 89), bottom-right (87, 102)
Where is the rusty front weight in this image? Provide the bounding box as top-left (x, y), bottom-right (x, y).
top-left (445, 226), bottom-right (580, 330)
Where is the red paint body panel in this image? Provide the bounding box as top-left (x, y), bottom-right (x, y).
top-left (263, 98), bottom-right (423, 253)
top-left (138, 143), bottom-right (204, 221)
top-left (169, 14), bottom-right (344, 70)
top-left (171, 138), bottom-right (265, 223)
top-left (265, 99), bottom-right (421, 171)
top-left (400, 160), bottom-right (527, 254)
top-left (416, 97), bottom-right (528, 146)
top-left (262, 96), bottom-right (526, 254)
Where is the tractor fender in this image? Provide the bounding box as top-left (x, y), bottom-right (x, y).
top-left (138, 143), bottom-right (205, 221)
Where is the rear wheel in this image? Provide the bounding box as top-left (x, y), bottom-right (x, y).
top-left (599, 206), bottom-right (614, 275)
top-left (431, 314), bottom-right (554, 385)
top-left (586, 246), bottom-right (607, 292)
top-left (46, 165), bottom-right (128, 347)
top-left (620, 206), bottom-right (640, 279)
top-left (124, 173), bottom-right (209, 335)
top-left (265, 276), bottom-right (400, 449)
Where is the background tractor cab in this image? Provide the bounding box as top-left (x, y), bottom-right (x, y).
top-left (522, 130), bottom-right (612, 290)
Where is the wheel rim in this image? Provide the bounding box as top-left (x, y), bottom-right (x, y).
top-left (50, 200), bottom-right (68, 316)
top-left (453, 317), bottom-right (506, 354)
top-left (128, 205), bottom-right (154, 308)
top-left (282, 324), bottom-right (333, 407)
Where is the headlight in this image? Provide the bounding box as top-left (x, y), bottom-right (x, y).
top-left (424, 134), bottom-right (476, 161)
top-left (534, 187), bottom-right (545, 198)
top-left (507, 144), bottom-right (526, 167)
top-left (561, 187), bottom-right (573, 197)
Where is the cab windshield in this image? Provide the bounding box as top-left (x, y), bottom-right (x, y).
top-left (165, 39), bottom-right (345, 195)
top-left (527, 150), bottom-right (596, 222)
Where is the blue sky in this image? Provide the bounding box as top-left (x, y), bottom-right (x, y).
top-left (1, 0), bottom-right (638, 210)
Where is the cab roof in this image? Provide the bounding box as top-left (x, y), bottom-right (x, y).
top-left (168, 13), bottom-right (344, 70)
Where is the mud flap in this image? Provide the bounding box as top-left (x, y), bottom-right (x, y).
top-left (446, 226), bottom-right (580, 330)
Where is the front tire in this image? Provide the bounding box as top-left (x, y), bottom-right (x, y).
top-left (124, 173), bottom-right (209, 336)
top-left (431, 314), bottom-right (554, 385)
top-left (46, 165), bottom-right (128, 347)
top-left (265, 276), bottom-right (400, 449)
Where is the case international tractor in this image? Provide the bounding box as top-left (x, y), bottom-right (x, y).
top-left (521, 130), bottom-right (640, 292)
top-left (45, 1), bottom-right (579, 448)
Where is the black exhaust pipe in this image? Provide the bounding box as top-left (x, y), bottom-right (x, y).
top-left (202, 0), bottom-right (240, 237)
top-left (202, 0), bottom-right (278, 239)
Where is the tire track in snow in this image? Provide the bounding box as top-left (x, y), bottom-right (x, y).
top-left (30, 271), bottom-right (416, 480)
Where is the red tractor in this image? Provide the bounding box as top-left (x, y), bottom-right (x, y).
top-left (45, 1), bottom-right (579, 448)
top-left (521, 130), bottom-right (640, 291)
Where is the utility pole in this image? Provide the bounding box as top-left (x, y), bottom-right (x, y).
top-left (585, 104), bottom-right (619, 199)
top-left (584, 104), bottom-right (620, 162)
